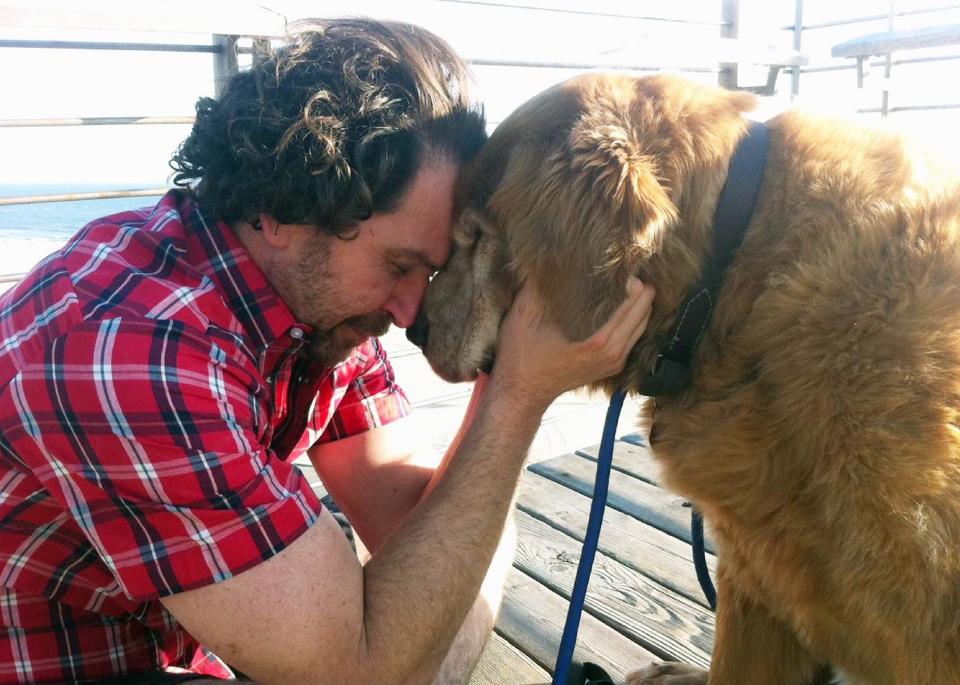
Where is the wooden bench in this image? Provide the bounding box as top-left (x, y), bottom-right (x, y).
top-left (537, 36), bottom-right (807, 96)
top-left (705, 37), bottom-right (808, 95)
top-left (832, 24), bottom-right (960, 60)
top-left (831, 24), bottom-right (960, 113)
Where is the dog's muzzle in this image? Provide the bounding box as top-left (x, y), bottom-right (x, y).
top-left (406, 314), bottom-right (429, 349)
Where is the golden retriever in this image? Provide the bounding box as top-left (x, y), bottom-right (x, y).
top-left (411, 73), bottom-right (960, 684)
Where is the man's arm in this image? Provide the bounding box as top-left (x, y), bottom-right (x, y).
top-left (308, 363), bottom-right (490, 557)
top-left (311, 381), bottom-right (512, 684)
top-left (161, 279), bottom-right (655, 685)
top-left (306, 416), bottom-right (435, 556)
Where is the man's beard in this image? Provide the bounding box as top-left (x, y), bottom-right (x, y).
top-left (302, 311), bottom-right (392, 367)
top-left (283, 233), bottom-right (393, 367)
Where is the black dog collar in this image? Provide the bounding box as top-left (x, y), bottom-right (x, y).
top-left (638, 120), bottom-right (770, 397)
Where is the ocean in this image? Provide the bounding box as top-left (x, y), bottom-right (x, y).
top-left (0, 183), bottom-right (166, 279)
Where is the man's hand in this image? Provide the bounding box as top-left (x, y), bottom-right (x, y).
top-left (492, 276), bottom-right (655, 411)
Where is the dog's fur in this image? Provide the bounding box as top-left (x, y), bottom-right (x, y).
top-left (415, 73), bottom-right (960, 684)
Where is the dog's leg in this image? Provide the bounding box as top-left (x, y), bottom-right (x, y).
top-left (628, 576), bottom-right (828, 685)
top-left (626, 661), bottom-right (707, 685)
top-left (707, 582), bottom-right (826, 685)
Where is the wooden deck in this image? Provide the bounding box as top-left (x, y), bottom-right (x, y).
top-left (470, 435), bottom-right (716, 684)
top-left (298, 432), bottom-right (717, 684)
top-left (295, 328), bottom-right (717, 683)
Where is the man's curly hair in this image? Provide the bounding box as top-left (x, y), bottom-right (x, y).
top-left (170, 18), bottom-right (487, 235)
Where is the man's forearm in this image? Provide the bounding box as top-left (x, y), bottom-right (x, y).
top-left (359, 380), bottom-right (545, 683)
top-left (403, 520), bottom-right (517, 685)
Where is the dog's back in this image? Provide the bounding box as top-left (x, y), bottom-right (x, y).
top-left (647, 98), bottom-right (960, 683)
top-left (416, 72), bottom-right (960, 682)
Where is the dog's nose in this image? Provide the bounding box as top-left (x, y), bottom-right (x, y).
top-left (406, 315), bottom-right (429, 349)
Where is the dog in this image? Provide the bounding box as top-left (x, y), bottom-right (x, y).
top-left (409, 72), bottom-right (960, 684)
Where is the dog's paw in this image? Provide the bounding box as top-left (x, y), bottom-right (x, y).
top-left (625, 661), bottom-right (708, 685)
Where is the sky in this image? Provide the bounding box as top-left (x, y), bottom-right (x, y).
top-left (0, 0), bottom-right (958, 187)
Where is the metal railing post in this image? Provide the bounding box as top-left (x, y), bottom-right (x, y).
top-left (719, 0), bottom-right (740, 89)
top-left (213, 34), bottom-right (239, 98)
top-left (792, 0), bottom-right (804, 97)
top-left (252, 36), bottom-right (271, 68)
top-left (882, 1), bottom-right (895, 117)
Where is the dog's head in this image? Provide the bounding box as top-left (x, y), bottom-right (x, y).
top-left (410, 73), bottom-right (755, 384)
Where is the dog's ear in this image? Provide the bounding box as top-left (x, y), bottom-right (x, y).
top-left (489, 107), bottom-right (676, 341)
top-left (567, 110), bottom-right (678, 261)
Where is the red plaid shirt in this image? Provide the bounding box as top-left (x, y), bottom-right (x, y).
top-left (0, 191), bottom-right (410, 684)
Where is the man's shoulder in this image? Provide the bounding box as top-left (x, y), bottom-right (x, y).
top-left (61, 197), bottom-right (250, 348)
top-left (0, 246), bottom-right (251, 387)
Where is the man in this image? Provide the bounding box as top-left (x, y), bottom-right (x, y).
top-left (0, 18), bottom-right (655, 685)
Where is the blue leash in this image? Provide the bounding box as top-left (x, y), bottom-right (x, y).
top-left (551, 388), bottom-right (626, 685)
top-left (551, 390), bottom-right (716, 684)
top-left (550, 122), bottom-right (766, 683)
top-left (691, 509), bottom-right (716, 610)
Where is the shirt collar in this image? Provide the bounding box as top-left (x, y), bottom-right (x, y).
top-left (168, 190), bottom-right (311, 353)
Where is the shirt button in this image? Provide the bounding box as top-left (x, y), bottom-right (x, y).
top-left (289, 327), bottom-right (305, 340)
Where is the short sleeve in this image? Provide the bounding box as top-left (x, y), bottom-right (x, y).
top-left (8, 317), bottom-right (323, 602)
top-left (313, 338), bottom-right (411, 444)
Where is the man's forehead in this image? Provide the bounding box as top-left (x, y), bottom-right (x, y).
top-left (388, 243), bottom-right (450, 272)
top-left (385, 159), bottom-right (459, 267)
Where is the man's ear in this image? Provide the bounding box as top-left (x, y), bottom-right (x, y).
top-left (257, 213), bottom-right (294, 248)
top-left (489, 117), bottom-right (676, 341)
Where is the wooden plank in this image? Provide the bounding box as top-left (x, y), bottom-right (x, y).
top-left (470, 632), bottom-right (550, 685)
top-left (706, 37), bottom-right (807, 67)
top-left (621, 432), bottom-right (648, 447)
top-left (577, 439), bottom-right (663, 485)
top-left (304, 455), bottom-right (715, 604)
top-left (528, 452), bottom-right (716, 553)
top-left (468, 41), bottom-right (806, 72)
top-left (513, 510), bottom-right (714, 668)
top-left (516, 471), bottom-right (715, 607)
top-left (496, 566), bottom-right (658, 682)
top-left (832, 24), bottom-right (960, 58)
top-left (389, 350), bottom-right (468, 407)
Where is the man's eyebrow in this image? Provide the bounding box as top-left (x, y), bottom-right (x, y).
top-left (389, 247), bottom-right (442, 272)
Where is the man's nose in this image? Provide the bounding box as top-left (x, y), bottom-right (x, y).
top-left (386, 276), bottom-right (428, 329)
top-left (406, 314), bottom-right (429, 348)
